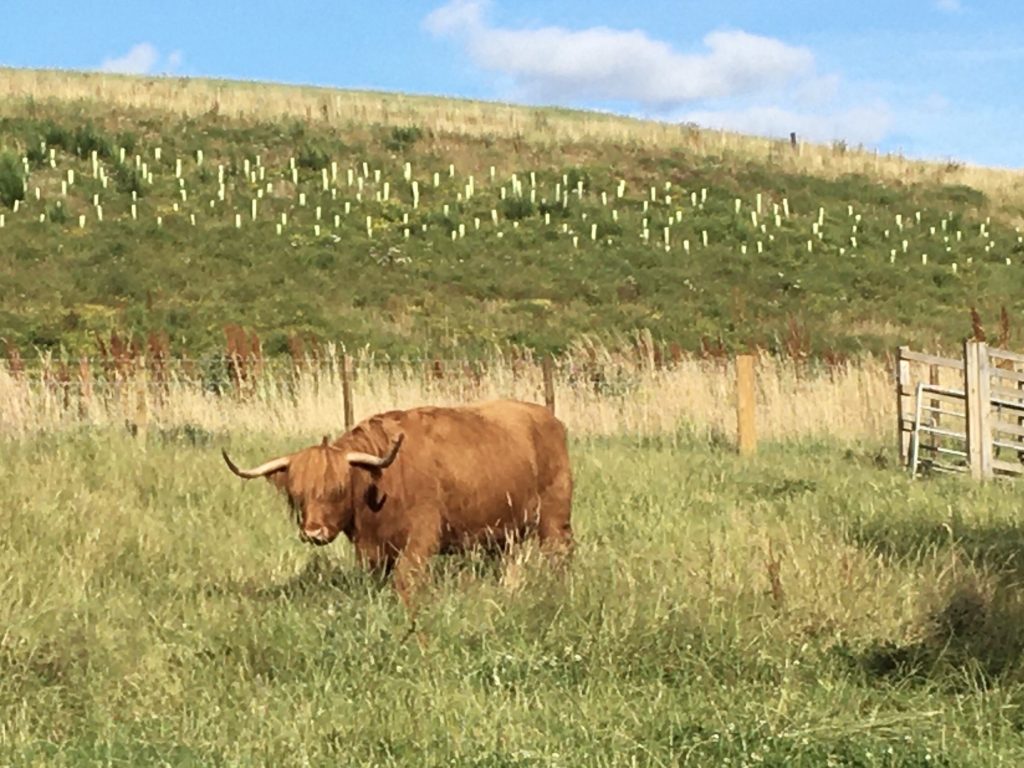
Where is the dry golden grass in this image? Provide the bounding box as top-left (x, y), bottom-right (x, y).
top-left (3, 67), bottom-right (1022, 217)
top-left (0, 347), bottom-right (893, 444)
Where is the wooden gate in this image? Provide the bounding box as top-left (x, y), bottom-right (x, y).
top-left (897, 340), bottom-right (1024, 479)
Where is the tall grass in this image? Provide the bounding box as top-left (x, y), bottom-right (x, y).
top-left (4, 424), bottom-right (1024, 764)
top-left (0, 347), bottom-right (893, 444)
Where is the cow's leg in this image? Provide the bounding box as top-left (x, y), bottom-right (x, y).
top-left (355, 541), bottom-right (396, 581)
top-left (537, 468), bottom-right (574, 566)
top-left (393, 510), bottom-right (442, 611)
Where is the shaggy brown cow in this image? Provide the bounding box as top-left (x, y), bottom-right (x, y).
top-left (222, 398), bottom-right (574, 603)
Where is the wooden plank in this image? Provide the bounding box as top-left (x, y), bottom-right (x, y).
top-left (927, 462), bottom-right (969, 474)
top-left (78, 356), bottom-right (92, 419)
top-left (341, 354), bottom-right (354, 430)
top-left (928, 364), bottom-right (940, 454)
top-left (989, 383), bottom-right (1024, 401)
top-left (977, 342), bottom-right (994, 479)
top-left (542, 356), bottom-right (556, 414)
top-left (916, 444), bottom-right (969, 458)
top-left (992, 458), bottom-right (1024, 475)
top-left (992, 420), bottom-right (1024, 439)
top-left (991, 397), bottom-right (1024, 413)
top-left (901, 383), bottom-right (965, 400)
top-left (1017, 363), bottom-right (1024, 457)
top-left (991, 421), bottom-right (1024, 438)
top-left (919, 385), bottom-right (965, 400)
top-left (900, 349), bottom-right (965, 370)
top-left (897, 346), bottom-right (912, 465)
top-left (965, 340), bottom-right (986, 480)
top-left (988, 346), bottom-right (1024, 365)
top-left (736, 354), bottom-right (757, 456)
top-left (989, 366), bottom-right (1024, 384)
top-left (992, 439), bottom-right (1024, 453)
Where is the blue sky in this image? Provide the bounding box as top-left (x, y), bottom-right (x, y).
top-left (1, 1), bottom-right (1020, 168)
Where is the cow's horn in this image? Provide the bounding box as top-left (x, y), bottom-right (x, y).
top-left (222, 449), bottom-right (291, 479)
top-left (345, 433), bottom-right (405, 470)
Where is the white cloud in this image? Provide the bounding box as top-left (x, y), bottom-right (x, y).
top-left (98, 43), bottom-right (183, 75)
top-left (99, 43), bottom-right (159, 75)
top-left (425, 1), bottom-right (814, 107)
top-left (935, 0), bottom-right (962, 12)
top-left (425, 1), bottom-right (901, 151)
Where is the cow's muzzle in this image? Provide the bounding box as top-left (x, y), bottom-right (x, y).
top-left (300, 527), bottom-right (333, 546)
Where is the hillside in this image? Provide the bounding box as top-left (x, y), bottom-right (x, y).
top-left (1, 68), bottom-right (1023, 360)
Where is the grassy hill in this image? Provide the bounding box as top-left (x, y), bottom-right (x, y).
top-left (1, 68), bottom-right (1023, 360)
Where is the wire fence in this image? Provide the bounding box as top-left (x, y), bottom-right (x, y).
top-left (0, 336), bottom-right (893, 444)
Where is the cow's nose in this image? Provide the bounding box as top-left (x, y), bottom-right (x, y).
top-left (302, 526), bottom-right (331, 545)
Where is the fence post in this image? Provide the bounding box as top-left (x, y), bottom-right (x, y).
top-left (964, 339), bottom-right (993, 480)
top-left (78, 356), bottom-right (93, 419)
top-left (342, 354), bottom-right (354, 431)
top-left (978, 344), bottom-right (993, 479)
top-left (134, 362), bottom-right (149, 443)
top-left (736, 354), bottom-right (757, 456)
top-left (542, 356), bottom-right (556, 414)
top-left (928, 363), bottom-right (940, 455)
top-left (896, 346), bottom-right (911, 466)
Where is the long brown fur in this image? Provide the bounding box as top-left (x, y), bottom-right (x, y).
top-left (229, 399), bottom-right (574, 606)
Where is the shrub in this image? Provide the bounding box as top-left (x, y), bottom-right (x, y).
top-left (25, 143), bottom-right (47, 169)
top-left (74, 123), bottom-right (113, 159)
top-left (384, 125), bottom-right (424, 152)
top-left (565, 166), bottom-right (590, 192)
top-left (116, 131), bottom-right (137, 155)
top-left (0, 151), bottom-right (26, 208)
top-left (47, 201), bottom-right (68, 224)
top-left (296, 142), bottom-right (330, 170)
top-left (114, 163), bottom-right (144, 197)
top-left (42, 120), bottom-right (72, 152)
top-left (500, 196), bottom-right (534, 221)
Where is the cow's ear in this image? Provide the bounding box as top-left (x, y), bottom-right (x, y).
top-left (265, 467), bottom-right (290, 492)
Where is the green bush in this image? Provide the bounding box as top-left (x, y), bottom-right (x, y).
top-left (47, 201), bottom-right (68, 224)
top-left (384, 125), bottom-right (424, 152)
top-left (0, 151), bottom-right (26, 208)
top-left (500, 196), bottom-right (534, 221)
top-left (296, 141), bottom-right (330, 170)
top-left (25, 142), bottom-right (47, 169)
top-left (116, 131), bottom-right (137, 155)
top-left (42, 120), bottom-right (72, 152)
top-left (74, 123), bottom-right (113, 159)
top-left (114, 163), bottom-right (145, 197)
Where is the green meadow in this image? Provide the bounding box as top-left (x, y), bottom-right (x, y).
top-left (1, 95), bottom-right (1022, 361)
top-left (3, 428), bottom-right (1024, 766)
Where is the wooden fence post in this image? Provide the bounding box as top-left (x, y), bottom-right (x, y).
top-left (928, 363), bottom-right (940, 455)
top-left (342, 354), bottom-right (354, 431)
top-left (964, 339), bottom-right (993, 480)
top-left (896, 346), bottom-right (911, 466)
top-left (542, 356), bottom-right (555, 414)
top-left (78, 356), bottom-right (92, 419)
top-left (736, 354), bottom-right (757, 456)
top-left (134, 363), bottom-right (149, 443)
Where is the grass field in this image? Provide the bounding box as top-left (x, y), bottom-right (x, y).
top-left (1, 69), bottom-right (1023, 358)
top-left (5, 67), bottom-right (1024, 766)
top-left (4, 425), bottom-right (1024, 766)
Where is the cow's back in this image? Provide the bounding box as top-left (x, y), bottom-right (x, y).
top-left (379, 400), bottom-right (570, 548)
